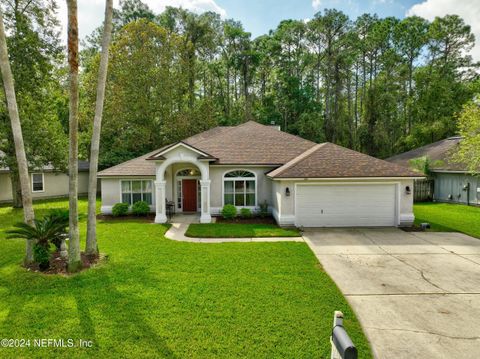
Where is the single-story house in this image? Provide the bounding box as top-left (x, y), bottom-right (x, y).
top-left (387, 136), bottom-right (479, 205)
top-left (98, 121), bottom-right (421, 227)
top-left (0, 152), bottom-right (90, 203)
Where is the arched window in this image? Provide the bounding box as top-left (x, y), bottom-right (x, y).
top-left (223, 170), bottom-right (256, 207)
top-left (176, 168), bottom-right (201, 177)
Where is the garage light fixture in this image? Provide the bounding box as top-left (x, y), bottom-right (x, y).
top-left (285, 187), bottom-right (290, 196)
top-left (405, 186), bottom-right (411, 195)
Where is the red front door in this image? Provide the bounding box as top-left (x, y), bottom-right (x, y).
top-left (182, 179), bottom-right (197, 212)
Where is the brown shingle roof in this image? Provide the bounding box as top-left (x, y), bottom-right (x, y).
top-left (99, 122), bottom-right (315, 176)
top-left (268, 142), bottom-right (421, 178)
top-left (98, 121), bottom-right (420, 178)
top-left (182, 121), bottom-right (316, 165)
top-left (386, 137), bottom-right (467, 172)
top-left (97, 149), bottom-right (161, 177)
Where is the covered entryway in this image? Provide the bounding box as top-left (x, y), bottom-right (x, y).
top-left (295, 183), bottom-right (397, 227)
top-left (150, 143), bottom-right (212, 224)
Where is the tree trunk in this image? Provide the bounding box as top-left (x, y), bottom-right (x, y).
top-left (86, 0), bottom-right (113, 256)
top-left (10, 166), bottom-right (23, 208)
top-left (67, 0), bottom-right (82, 272)
top-left (0, 7), bottom-right (35, 263)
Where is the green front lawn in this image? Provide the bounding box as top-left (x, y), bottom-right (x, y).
top-left (0, 198), bottom-right (371, 358)
top-left (185, 223), bottom-right (301, 238)
top-left (414, 202), bottom-right (480, 238)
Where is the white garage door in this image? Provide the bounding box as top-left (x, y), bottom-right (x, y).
top-left (295, 184), bottom-right (397, 227)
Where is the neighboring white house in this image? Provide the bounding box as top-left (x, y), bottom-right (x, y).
top-left (98, 121), bottom-right (421, 227)
top-left (0, 154), bottom-right (90, 203)
top-left (387, 136), bottom-right (479, 205)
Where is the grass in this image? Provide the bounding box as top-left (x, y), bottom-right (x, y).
top-left (414, 202), bottom-right (480, 238)
top-left (0, 198), bottom-right (371, 358)
top-left (185, 223), bottom-right (301, 238)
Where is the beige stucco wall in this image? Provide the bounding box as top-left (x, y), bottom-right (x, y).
top-left (100, 176), bottom-right (156, 214)
top-left (271, 178), bottom-right (415, 226)
top-left (0, 171), bottom-right (90, 203)
top-left (209, 165), bottom-right (275, 213)
top-left (0, 173), bottom-right (11, 202)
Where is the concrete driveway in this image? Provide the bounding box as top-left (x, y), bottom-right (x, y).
top-left (303, 228), bottom-right (480, 359)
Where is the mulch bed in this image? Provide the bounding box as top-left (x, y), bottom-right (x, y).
top-left (400, 225), bottom-right (425, 232)
top-left (214, 216), bottom-right (277, 224)
top-left (25, 251), bottom-right (107, 275)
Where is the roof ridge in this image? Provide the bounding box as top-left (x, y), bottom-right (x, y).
top-left (268, 143), bottom-right (325, 177)
top-left (386, 137), bottom-right (461, 161)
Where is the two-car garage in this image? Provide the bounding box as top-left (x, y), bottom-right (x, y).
top-left (267, 142), bottom-right (419, 228)
top-left (294, 183), bottom-right (398, 227)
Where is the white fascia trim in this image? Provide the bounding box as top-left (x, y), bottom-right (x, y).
top-left (152, 142), bottom-right (212, 158)
top-left (431, 170), bottom-right (471, 174)
top-left (270, 176), bottom-right (424, 181)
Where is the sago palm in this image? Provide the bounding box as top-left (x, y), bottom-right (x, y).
top-left (6, 217), bottom-right (68, 270)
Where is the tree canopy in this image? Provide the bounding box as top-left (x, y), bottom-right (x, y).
top-left (1, 0), bottom-right (479, 177)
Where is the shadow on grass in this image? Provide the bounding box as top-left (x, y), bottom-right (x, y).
top-left (72, 268), bottom-right (178, 358)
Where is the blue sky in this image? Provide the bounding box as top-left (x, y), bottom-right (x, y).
top-left (216, 0), bottom-right (420, 38)
top-left (57, 0), bottom-right (480, 60)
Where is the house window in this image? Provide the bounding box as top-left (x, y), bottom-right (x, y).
top-left (121, 180), bottom-right (153, 205)
top-left (177, 168), bottom-right (200, 177)
top-left (32, 173), bottom-right (44, 192)
top-left (223, 170), bottom-right (256, 207)
top-left (177, 180), bottom-right (182, 209)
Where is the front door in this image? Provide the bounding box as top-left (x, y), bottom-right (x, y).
top-left (182, 179), bottom-right (197, 212)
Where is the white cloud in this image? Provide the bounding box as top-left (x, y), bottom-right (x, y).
top-left (57, 0), bottom-right (227, 44)
top-left (147, 0), bottom-right (226, 17)
top-left (312, 0), bottom-right (322, 11)
top-left (407, 0), bottom-right (480, 61)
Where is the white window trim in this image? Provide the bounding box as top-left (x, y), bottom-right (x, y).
top-left (152, 142), bottom-right (212, 158)
top-left (222, 169), bottom-right (257, 208)
top-left (119, 179), bottom-right (154, 206)
top-left (174, 167), bottom-right (201, 212)
top-left (31, 173), bottom-right (45, 193)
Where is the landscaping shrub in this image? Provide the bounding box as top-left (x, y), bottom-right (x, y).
top-left (45, 209), bottom-right (69, 250)
top-left (221, 204), bottom-right (237, 219)
top-left (33, 243), bottom-right (51, 270)
top-left (259, 201), bottom-right (269, 218)
top-left (240, 208), bottom-right (252, 218)
top-left (112, 202), bottom-right (129, 217)
top-left (6, 216), bottom-right (68, 271)
top-left (132, 201), bottom-right (150, 216)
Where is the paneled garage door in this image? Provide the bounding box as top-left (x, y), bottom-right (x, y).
top-left (295, 184), bottom-right (397, 227)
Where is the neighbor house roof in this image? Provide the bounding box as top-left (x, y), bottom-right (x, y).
top-left (0, 151), bottom-right (89, 173)
top-left (267, 142), bottom-right (420, 178)
top-left (98, 121), bottom-right (421, 178)
top-left (386, 137), bottom-right (467, 172)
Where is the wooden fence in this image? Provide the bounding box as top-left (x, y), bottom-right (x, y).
top-left (414, 178), bottom-right (434, 202)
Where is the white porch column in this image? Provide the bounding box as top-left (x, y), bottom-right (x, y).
top-left (199, 179), bottom-right (211, 223)
top-left (154, 180), bottom-right (167, 223)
